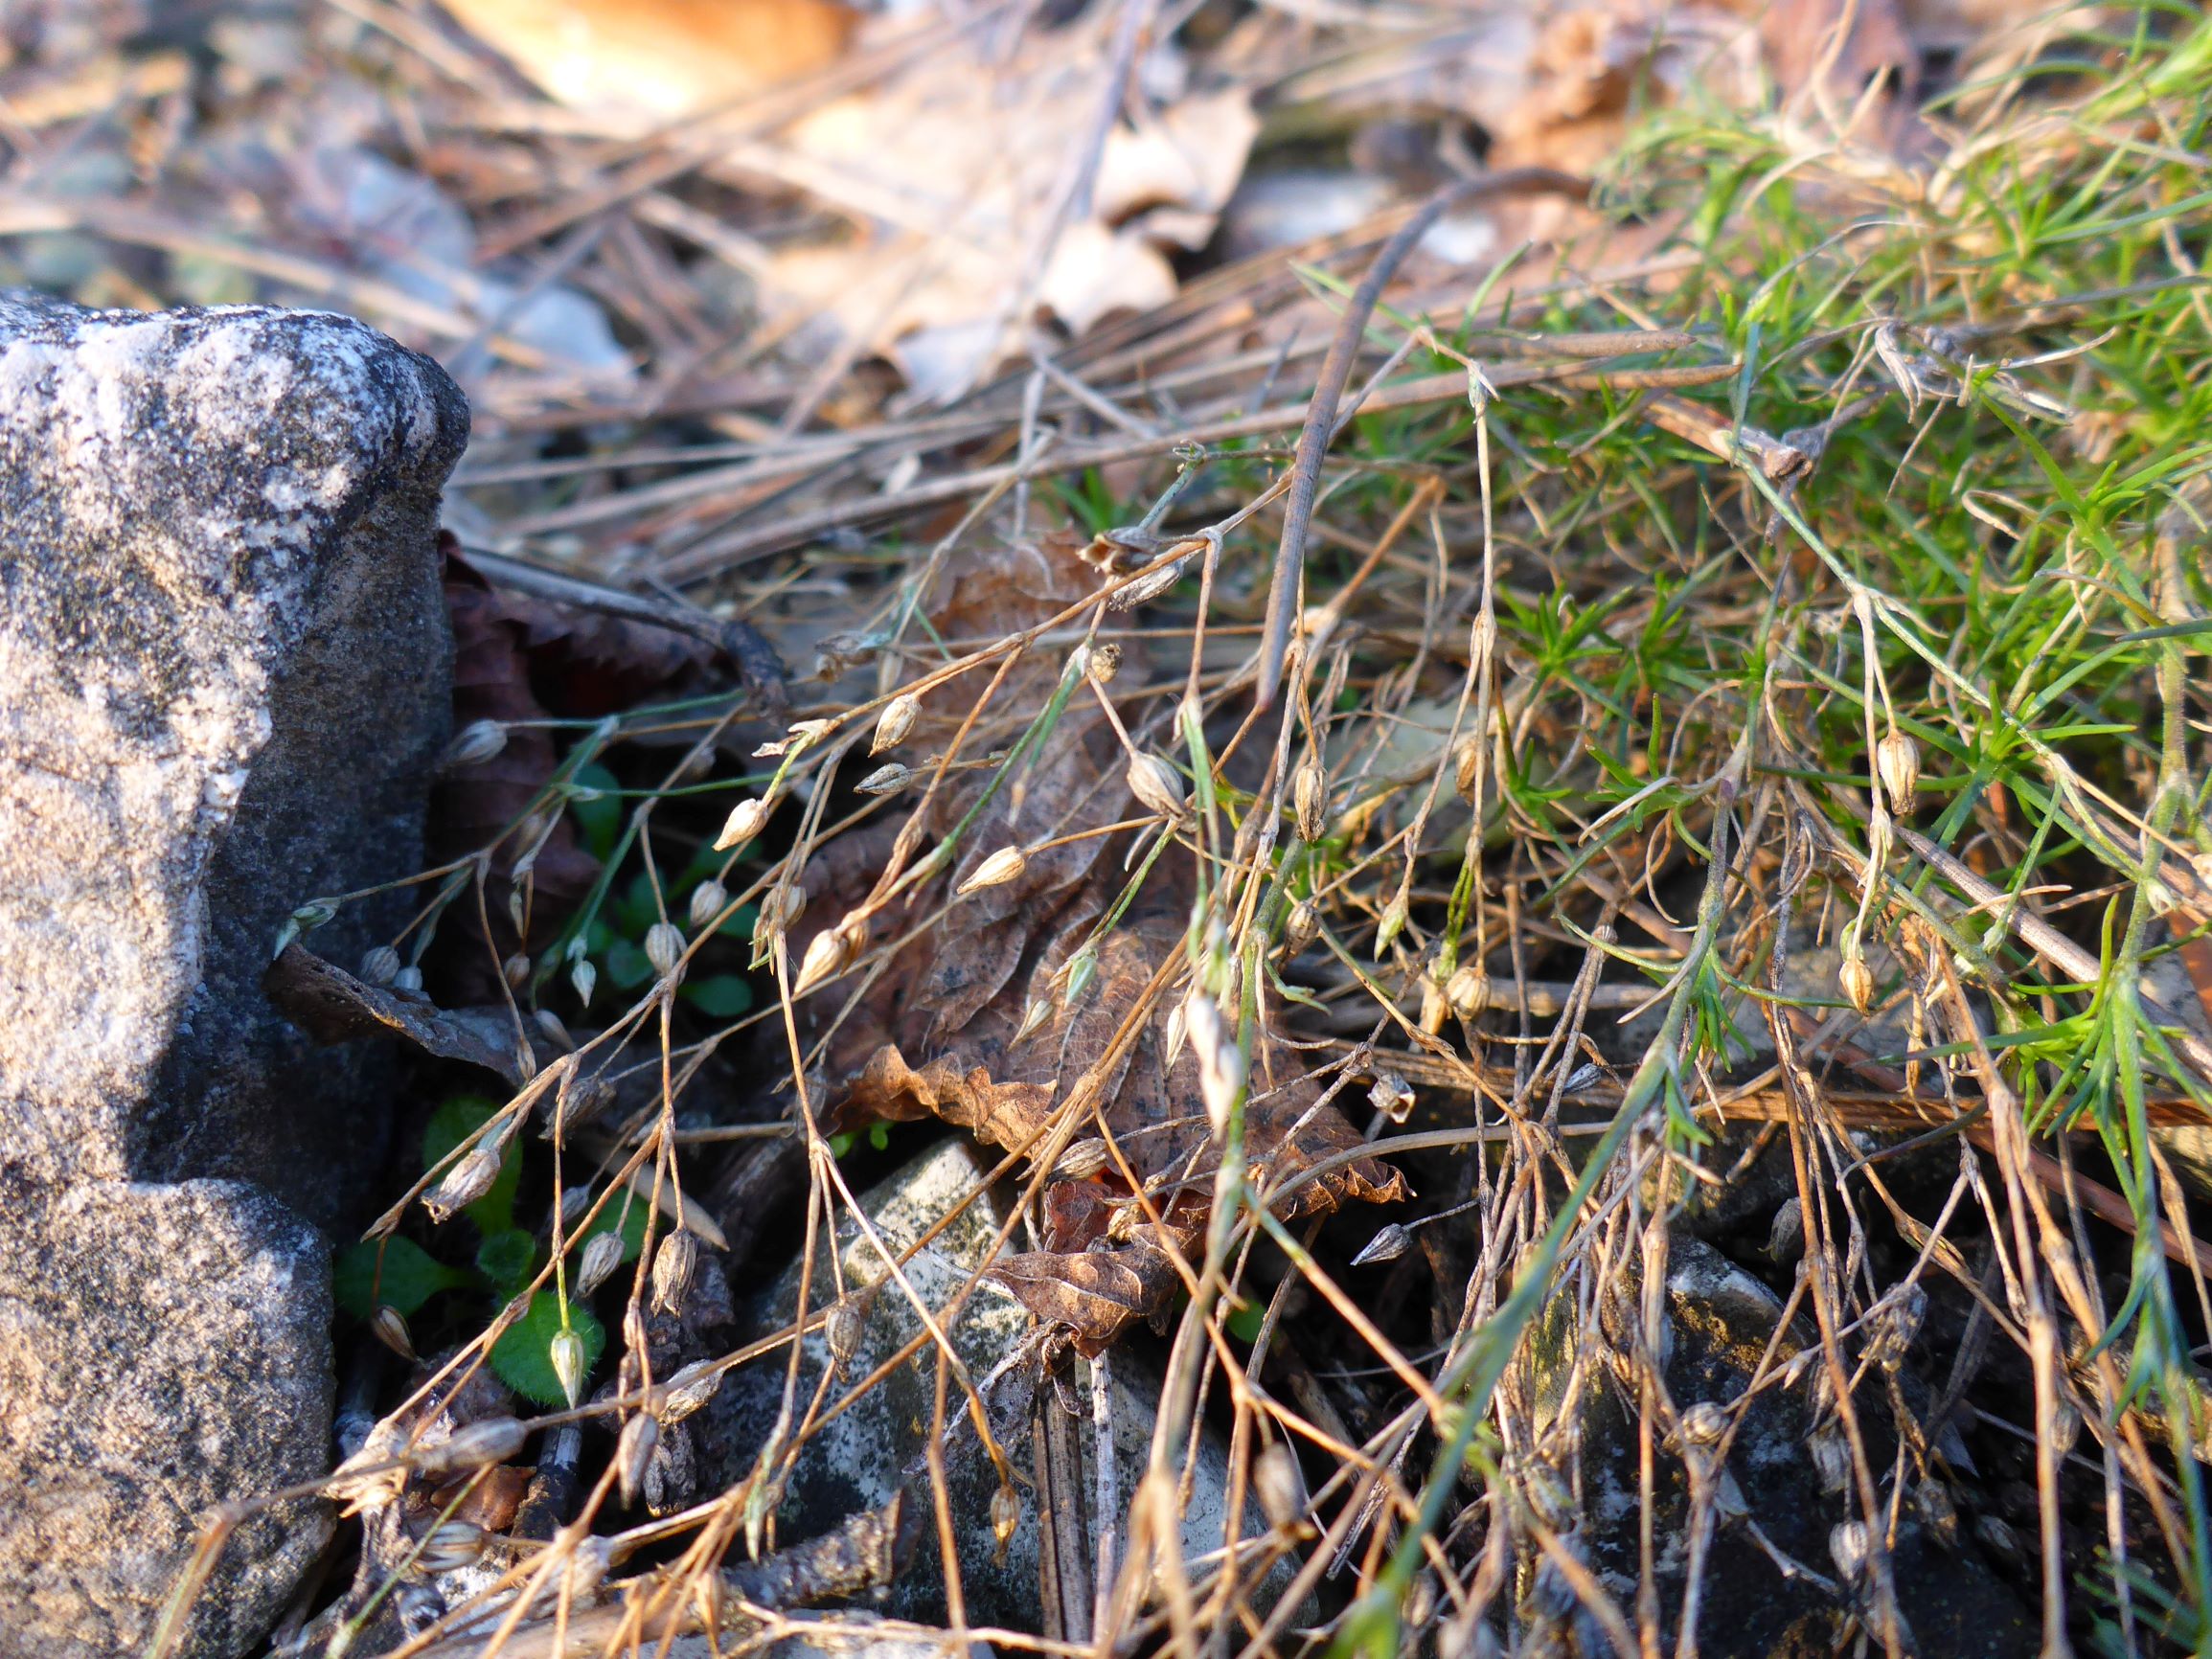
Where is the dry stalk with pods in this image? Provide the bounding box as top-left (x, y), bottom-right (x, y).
top-left (126, 12), bottom-right (2212, 1659)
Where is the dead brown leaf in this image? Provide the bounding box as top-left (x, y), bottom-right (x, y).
top-left (984, 1229), bottom-right (1189, 1353)
top-left (802, 536), bottom-right (1406, 1352)
top-left (265, 943), bottom-right (526, 1084)
top-left (756, 21), bottom-right (1258, 398)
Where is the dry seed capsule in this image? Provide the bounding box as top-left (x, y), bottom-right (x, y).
top-left (1876, 729), bottom-right (1920, 816)
top-left (1183, 990), bottom-right (1244, 1140)
top-left (372, 1305), bottom-right (416, 1361)
top-left (359, 945), bottom-right (401, 987)
top-left (549, 1328), bottom-right (589, 1407)
top-left (763, 885), bottom-right (808, 937)
top-left (1050, 1138), bottom-right (1110, 1182)
top-left (426, 1148), bottom-right (503, 1223)
top-left (1808, 1425), bottom-right (1849, 1493)
top-left (1283, 898), bottom-right (1319, 955)
top-left (688, 879), bottom-right (727, 931)
top-left (1419, 976), bottom-right (1448, 1034)
top-left (443, 718), bottom-right (507, 769)
top-left (1087, 641), bottom-right (1123, 684)
top-left (990, 1484), bottom-right (1021, 1548)
top-left (564, 1535), bottom-right (614, 1599)
top-left (1292, 760), bottom-right (1327, 843)
top-left (793, 920), bottom-right (858, 997)
top-left (1976, 1512), bottom-right (2024, 1565)
top-left (871, 693), bottom-right (920, 754)
top-left (956, 846), bottom-right (1028, 896)
top-left (616, 1413), bottom-right (659, 1508)
top-left (1013, 997), bottom-right (1054, 1044)
top-left (1110, 556), bottom-right (1188, 608)
top-left (1828, 1520), bottom-right (1872, 1589)
top-left (1454, 738), bottom-right (1480, 800)
top-left (714, 796), bottom-right (771, 852)
top-left (1368, 1071), bottom-right (1415, 1123)
top-left (415, 1518), bottom-right (487, 1576)
top-left (651, 1228), bottom-right (697, 1314)
top-left (569, 957), bottom-right (597, 1007)
top-left (825, 1298), bottom-right (865, 1375)
top-left (1913, 1479), bottom-right (1959, 1549)
top-left (1353, 1223), bottom-right (1412, 1266)
top-left (1866, 1282), bottom-right (1927, 1373)
top-left (1839, 947), bottom-right (1876, 1014)
top-left (1445, 965), bottom-right (1491, 1017)
top-left (660, 1359), bottom-right (721, 1422)
top-left (1127, 751), bottom-right (1185, 819)
top-left (393, 965), bottom-right (425, 996)
top-left (576, 1230), bottom-right (625, 1296)
top-left (534, 1007), bottom-right (574, 1051)
top-left (501, 951), bottom-right (530, 989)
top-left (423, 1417), bottom-right (528, 1475)
top-left (856, 762), bottom-right (912, 796)
top-left (1765, 1196), bottom-right (1804, 1261)
top-left (1254, 1444), bottom-right (1305, 1533)
top-left (645, 921), bottom-right (685, 979)
top-left (1678, 1401), bottom-right (1727, 1447)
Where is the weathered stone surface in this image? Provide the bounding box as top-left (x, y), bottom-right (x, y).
top-left (0, 294), bottom-right (466, 1658)
top-left (704, 1139), bottom-right (1275, 1631)
top-left (0, 1182), bottom-right (334, 1659)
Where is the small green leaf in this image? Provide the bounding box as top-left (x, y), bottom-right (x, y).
top-left (568, 763), bottom-right (623, 858)
top-left (829, 1131), bottom-right (856, 1159)
top-left (1224, 1298), bottom-right (1266, 1344)
top-left (868, 1121), bottom-right (891, 1151)
top-left (680, 974), bottom-right (754, 1018)
top-left (422, 1097), bottom-right (519, 1234)
top-left (613, 870), bottom-right (660, 936)
top-left (475, 1228), bottom-right (537, 1295)
top-left (490, 1294), bottom-right (605, 1408)
top-left (605, 936), bottom-right (654, 991)
top-left (334, 1237), bottom-right (468, 1321)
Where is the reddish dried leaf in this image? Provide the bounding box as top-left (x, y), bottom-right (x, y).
top-left (841, 1044), bottom-right (1057, 1153)
top-left (986, 1230), bottom-right (1191, 1355)
top-left (429, 1463), bottom-right (533, 1534)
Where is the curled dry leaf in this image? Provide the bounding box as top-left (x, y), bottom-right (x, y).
top-left (983, 1224), bottom-right (1190, 1352)
top-left (265, 943), bottom-right (528, 1085)
top-left (757, 21), bottom-right (1259, 398)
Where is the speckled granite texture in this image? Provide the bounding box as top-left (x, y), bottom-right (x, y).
top-left (0, 295), bottom-right (466, 1658)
